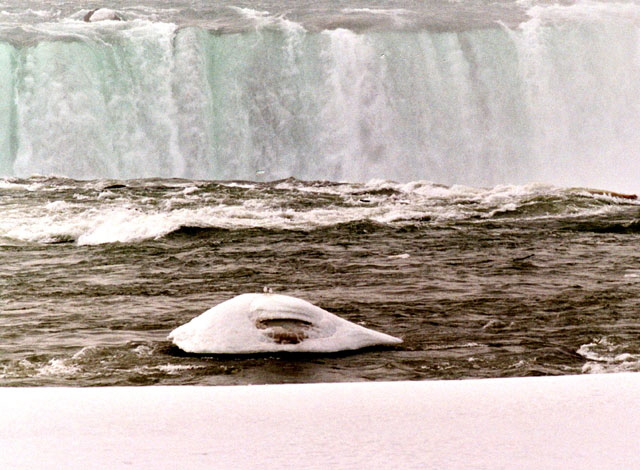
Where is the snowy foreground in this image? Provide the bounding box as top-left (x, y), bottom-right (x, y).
top-left (2, 373), bottom-right (639, 469)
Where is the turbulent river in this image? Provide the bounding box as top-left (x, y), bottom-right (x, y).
top-left (1, 0), bottom-right (640, 385)
top-left (1, 178), bottom-right (639, 385)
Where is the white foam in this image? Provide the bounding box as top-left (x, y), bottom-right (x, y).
top-left (578, 337), bottom-right (640, 373)
top-left (156, 364), bottom-right (204, 374)
top-left (36, 358), bottom-right (80, 377)
top-left (387, 253), bottom-right (410, 259)
top-left (0, 178), bottom-right (43, 191)
top-left (132, 364), bottom-right (205, 376)
top-left (340, 7), bottom-right (413, 26)
top-left (228, 6), bottom-right (305, 33)
top-left (0, 180), bottom-right (634, 245)
top-left (525, 1), bottom-right (640, 24)
top-left (341, 8), bottom-right (412, 16)
top-left (76, 208), bottom-right (181, 245)
top-left (0, 359), bottom-right (39, 379)
top-left (132, 345), bottom-right (154, 357)
top-left (623, 269), bottom-right (640, 279)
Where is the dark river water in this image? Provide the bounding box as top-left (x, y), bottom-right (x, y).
top-left (1, 177), bottom-right (639, 386)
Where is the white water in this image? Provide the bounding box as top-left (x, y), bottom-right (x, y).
top-left (0, 3), bottom-right (639, 192)
top-left (578, 337), bottom-right (640, 373)
top-left (2, 178), bottom-right (633, 246)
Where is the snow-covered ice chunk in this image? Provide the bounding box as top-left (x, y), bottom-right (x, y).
top-left (169, 293), bottom-right (402, 354)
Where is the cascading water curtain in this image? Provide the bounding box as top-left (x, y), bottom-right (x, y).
top-left (0, 6), bottom-right (639, 192)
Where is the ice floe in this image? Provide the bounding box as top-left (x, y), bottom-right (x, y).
top-left (169, 293), bottom-right (402, 354)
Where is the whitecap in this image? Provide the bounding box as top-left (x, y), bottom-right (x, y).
top-left (387, 253), bottom-right (410, 259)
top-left (577, 337), bottom-right (640, 374)
top-left (228, 6), bottom-right (305, 33)
top-left (36, 358), bottom-right (80, 377)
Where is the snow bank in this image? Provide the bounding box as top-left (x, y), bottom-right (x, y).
top-left (2, 373), bottom-right (639, 469)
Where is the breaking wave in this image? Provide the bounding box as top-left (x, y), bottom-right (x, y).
top-left (0, 177), bottom-right (637, 245)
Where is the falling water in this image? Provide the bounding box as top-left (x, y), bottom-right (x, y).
top-left (0, 3), bottom-right (638, 192)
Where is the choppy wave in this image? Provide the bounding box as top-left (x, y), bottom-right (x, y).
top-left (0, 177), bottom-right (637, 245)
top-left (0, 0), bottom-right (526, 31)
top-left (0, 342), bottom-right (210, 385)
top-left (578, 337), bottom-right (640, 374)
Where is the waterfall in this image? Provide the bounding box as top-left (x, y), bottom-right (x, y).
top-left (0, 5), bottom-right (639, 192)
